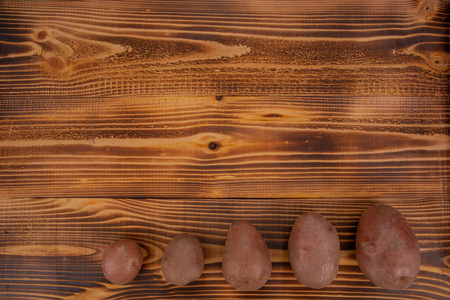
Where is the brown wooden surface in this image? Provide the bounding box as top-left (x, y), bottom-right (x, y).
top-left (0, 0), bottom-right (449, 299)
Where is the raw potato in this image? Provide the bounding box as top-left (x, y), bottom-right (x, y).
top-left (161, 233), bottom-right (204, 286)
top-left (356, 204), bottom-right (421, 290)
top-left (288, 212), bottom-right (340, 289)
top-left (102, 239), bottom-right (143, 285)
top-left (222, 220), bottom-right (272, 291)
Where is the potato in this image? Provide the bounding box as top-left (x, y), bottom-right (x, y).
top-left (356, 204), bottom-right (421, 290)
top-left (102, 239), bottom-right (143, 285)
top-left (161, 233), bottom-right (204, 286)
top-left (288, 212), bottom-right (340, 289)
top-left (222, 220), bottom-right (272, 291)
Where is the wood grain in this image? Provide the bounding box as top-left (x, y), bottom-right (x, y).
top-left (0, 0), bottom-right (449, 299)
top-left (0, 95), bottom-right (449, 199)
top-left (0, 0), bottom-right (449, 97)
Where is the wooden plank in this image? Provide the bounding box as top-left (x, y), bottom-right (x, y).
top-left (1, 95), bottom-right (448, 199)
top-left (0, 0), bottom-right (448, 97)
top-left (0, 0), bottom-right (449, 299)
top-left (0, 197), bottom-right (449, 299)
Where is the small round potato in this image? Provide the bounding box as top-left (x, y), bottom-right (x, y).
top-left (161, 233), bottom-right (204, 286)
top-left (356, 204), bottom-right (421, 290)
top-left (102, 239), bottom-right (143, 285)
top-left (222, 220), bottom-right (272, 291)
top-left (288, 213), bottom-right (340, 289)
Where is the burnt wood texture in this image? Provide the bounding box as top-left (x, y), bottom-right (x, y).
top-left (0, 0), bottom-right (449, 299)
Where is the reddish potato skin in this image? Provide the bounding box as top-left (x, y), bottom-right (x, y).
top-left (222, 221), bottom-right (272, 291)
top-left (356, 204), bottom-right (421, 290)
top-left (288, 213), bottom-right (340, 289)
top-left (102, 239), bottom-right (143, 285)
top-left (161, 233), bottom-right (204, 286)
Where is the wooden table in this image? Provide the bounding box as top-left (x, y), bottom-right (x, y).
top-left (1, 0), bottom-right (449, 299)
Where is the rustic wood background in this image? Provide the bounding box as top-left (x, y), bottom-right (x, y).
top-left (1, 0), bottom-right (449, 299)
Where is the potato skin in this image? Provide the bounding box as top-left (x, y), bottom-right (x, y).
top-left (288, 213), bottom-right (340, 289)
top-left (161, 233), bottom-right (204, 286)
top-left (222, 220), bottom-right (272, 291)
top-left (102, 239), bottom-right (143, 285)
top-left (356, 204), bottom-right (421, 290)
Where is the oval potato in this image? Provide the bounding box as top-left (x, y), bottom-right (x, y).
top-left (288, 212), bottom-right (340, 289)
top-left (222, 220), bottom-right (272, 291)
top-left (102, 239), bottom-right (143, 285)
top-left (161, 233), bottom-right (204, 286)
top-left (356, 204), bottom-right (421, 290)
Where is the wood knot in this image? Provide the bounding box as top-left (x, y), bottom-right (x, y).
top-left (208, 142), bottom-right (219, 151)
top-left (42, 52), bottom-right (67, 71)
top-left (264, 113), bottom-right (282, 118)
top-left (215, 95), bottom-right (223, 101)
top-left (48, 56), bottom-right (66, 70)
top-left (37, 31), bottom-right (48, 40)
top-left (443, 255), bottom-right (450, 268)
top-left (417, 0), bottom-right (439, 21)
top-left (428, 52), bottom-right (449, 71)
